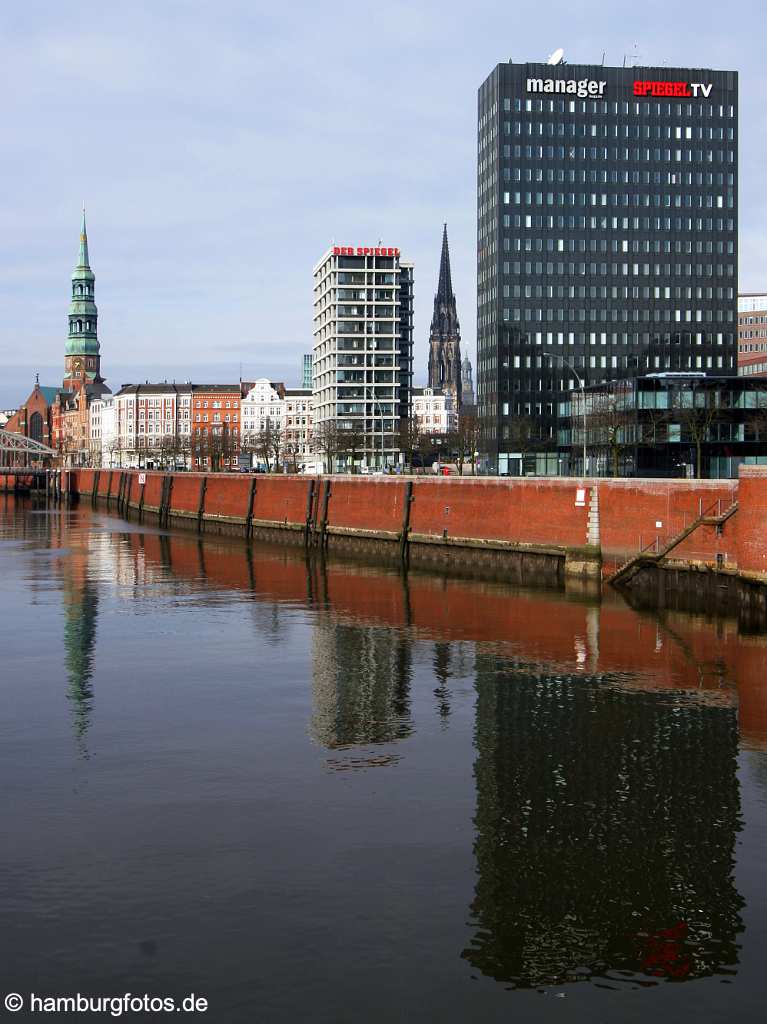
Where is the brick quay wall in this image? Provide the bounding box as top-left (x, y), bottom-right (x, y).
top-left (66, 466), bottom-right (767, 597)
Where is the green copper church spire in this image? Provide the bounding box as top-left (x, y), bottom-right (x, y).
top-left (64, 206), bottom-right (101, 389)
top-left (78, 205), bottom-right (90, 268)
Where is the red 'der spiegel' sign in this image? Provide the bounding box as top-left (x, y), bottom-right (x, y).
top-left (333, 246), bottom-right (401, 257)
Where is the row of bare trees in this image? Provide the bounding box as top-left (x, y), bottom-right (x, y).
top-left (88, 410), bottom-right (490, 475)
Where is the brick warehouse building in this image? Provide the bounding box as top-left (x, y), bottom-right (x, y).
top-left (477, 59), bottom-right (738, 474)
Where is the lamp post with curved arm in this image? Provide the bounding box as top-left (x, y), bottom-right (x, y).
top-left (543, 351), bottom-right (588, 476)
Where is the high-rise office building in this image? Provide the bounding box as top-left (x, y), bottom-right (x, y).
top-left (312, 244), bottom-right (413, 470)
top-left (477, 60), bottom-right (738, 473)
top-left (302, 353), bottom-right (313, 389)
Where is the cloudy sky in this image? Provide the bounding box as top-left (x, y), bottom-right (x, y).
top-left (1, 0), bottom-right (765, 406)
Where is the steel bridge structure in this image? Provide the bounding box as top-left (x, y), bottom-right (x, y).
top-left (0, 429), bottom-right (58, 469)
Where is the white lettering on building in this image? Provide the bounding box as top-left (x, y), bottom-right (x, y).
top-left (526, 78), bottom-right (607, 98)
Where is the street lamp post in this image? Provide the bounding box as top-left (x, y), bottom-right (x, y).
top-left (543, 351), bottom-right (588, 477)
top-left (367, 388), bottom-right (386, 470)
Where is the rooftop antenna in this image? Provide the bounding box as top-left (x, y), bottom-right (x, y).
top-left (547, 47), bottom-right (565, 66)
top-left (601, 52), bottom-right (606, 66)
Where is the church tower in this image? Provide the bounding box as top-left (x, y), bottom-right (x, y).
top-left (427, 224), bottom-right (462, 408)
top-left (64, 209), bottom-right (103, 392)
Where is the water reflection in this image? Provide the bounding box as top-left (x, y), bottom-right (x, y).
top-left (463, 661), bottom-right (743, 987)
top-left (3, 495), bottom-right (767, 1003)
top-left (311, 621), bottom-right (413, 758)
top-left (62, 576), bottom-right (97, 756)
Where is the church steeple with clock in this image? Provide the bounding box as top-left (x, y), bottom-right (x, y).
top-left (64, 208), bottom-right (106, 393)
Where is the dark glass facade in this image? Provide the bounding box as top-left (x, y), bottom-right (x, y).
top-left (563, 373), bottom-right (767, 479)
top-left (398, 262), bottom-right (414, 422)
top-left (477, 61), bottom-right (738, 474)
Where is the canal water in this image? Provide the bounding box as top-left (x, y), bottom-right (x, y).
top-left (1, 496), bottom-right (766, 1022)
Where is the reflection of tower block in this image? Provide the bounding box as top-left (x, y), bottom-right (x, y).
top-left (463, 656), bottom-right (743, 986)
top-left (310, 620), bottom-right (413, 750)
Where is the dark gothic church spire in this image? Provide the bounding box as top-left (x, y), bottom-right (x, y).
top-left (428, 224), bottom-right (462, 407)
top-left (436, 223), bottom-right (453, 306)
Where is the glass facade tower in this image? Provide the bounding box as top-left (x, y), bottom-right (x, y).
top-left (477, 61), bottom-right (738, 474)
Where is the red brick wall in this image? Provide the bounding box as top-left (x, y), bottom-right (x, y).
top-left (253, 476), bottom-right (311, 526)
top-left (734, 466), bottom-right (767, 577)
top-left (598, 479), bottom-right (738, 570)
top-left (169, 474), bottom-right (204, 516)
top-left (204, 475), bottom-right (250, 519)
top-left (67, 468), bottom-right (767, 580)
top-left (409, 477), bottom-right (589, 548)
top-left (78, 469), bottom-right (96, 494)
top-left (141, 473), bottom-right (164, 510)
top-left (326, 478), bottom-right (406, 535)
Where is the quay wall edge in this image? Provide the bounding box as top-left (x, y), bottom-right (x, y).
top-left (67, 467), bottom-right (767, 588)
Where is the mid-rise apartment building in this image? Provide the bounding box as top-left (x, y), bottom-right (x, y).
top-left (113, 383), bottom-right (193, 468)
top-left (313, 245), bottom-right (414, 470)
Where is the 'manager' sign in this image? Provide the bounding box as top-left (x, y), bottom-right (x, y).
top-left (526, 78), bottom-right (606, 97)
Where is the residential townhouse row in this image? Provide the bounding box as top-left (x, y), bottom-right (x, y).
top-left (88, 380), bottom-right (313, 470)
top-left (85, 380), bottom-right (456, 471)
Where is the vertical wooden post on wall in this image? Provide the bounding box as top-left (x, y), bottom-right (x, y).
top-left (161, 474), bottom-right (174, 528)
top-left (318, 479), bottom-right (332, 549)
top-left (166, 474), bottom-right (174, 527)
top-left (197, 475), bottom-right (208, 533)
top-left (399, 480), bottom-right (414, 566)
top-left (138, 476), bottom-right (146, 521)
top-left (92, 470), bottom-right (100, 506)
top-left (106, 470), bottom-right (113, 503)
top-left (304, 478), bottom-right (316, 547)
top-left (246, 476), bottom-right (257, 540)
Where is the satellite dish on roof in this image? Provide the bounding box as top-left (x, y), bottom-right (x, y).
top-left (547, 47), bottom-right (565, 65)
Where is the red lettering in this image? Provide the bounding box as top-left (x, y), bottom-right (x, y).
top-left (634, 80), bottom-right (692, 99)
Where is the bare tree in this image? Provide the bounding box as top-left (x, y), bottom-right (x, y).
top-left (669, 390), bottom-right (720, 478)
top-left (313, 421), bottom-right (343, 474)
top-left (254, 423), bottom-right (282, 473)
top-left (747, 391), bottom-right (767, 444)
top-left (398, 417), bottom-right (424, 473)
top-left (584, 392), bottom-right (637, 478)
top-left (282, 437), bottom-right (302, 474)
top-left (452, 412), bottom-right (483, 476)
top-left (338, 423), bottom-right (368, 473)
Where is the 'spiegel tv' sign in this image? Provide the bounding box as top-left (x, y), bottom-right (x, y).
top-left (633, 80), bottom-right (713, 97)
